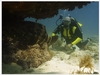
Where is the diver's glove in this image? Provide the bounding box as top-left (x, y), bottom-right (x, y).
top-left (67, 44), bottom-right (73, 48)
top-left (65, 43), bottom-right (72, 50)
top-left (67, 44), bottom-right (80, 50)
top-left (67, 43), bottom-right (78, 50)
top-left (52, 33), bottom-right (56, 36)
top-left (47, 35), bottom-right (58, 46)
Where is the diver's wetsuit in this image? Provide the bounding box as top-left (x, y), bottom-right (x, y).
top-left (53, 18), bottom-right (88, 49)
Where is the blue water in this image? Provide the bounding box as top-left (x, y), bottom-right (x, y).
top-left (24, 2), bottom-right (99, 40)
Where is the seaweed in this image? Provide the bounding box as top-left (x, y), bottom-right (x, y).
top-left (79, 55), bottom-right (93, 69)
top-left (72, 54), bottom-right (94, 74)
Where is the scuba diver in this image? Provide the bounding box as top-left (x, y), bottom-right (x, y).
top-left (52, 15), bottom-right (91, 50)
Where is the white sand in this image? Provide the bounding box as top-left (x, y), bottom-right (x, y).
top-left (31, 42), bottom-right (99, 74)
top-left (32, 50), bottom-right (99, 74)
top-left (32, 51), bottom-right (78, 74)
top-left (2, 41), bottom-right (99, 74)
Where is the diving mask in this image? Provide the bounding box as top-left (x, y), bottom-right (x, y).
top-left (63, 17), bottom-right (71, 27)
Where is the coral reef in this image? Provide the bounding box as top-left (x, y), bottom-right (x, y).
top-left (12, 43), bottom-right (52, 69)
top-left (2, 2), bottom-right (90, 21)
top-left (2, 21), bottom-right (58, 70)
top-left (3, 20), bottom-right (58, 50)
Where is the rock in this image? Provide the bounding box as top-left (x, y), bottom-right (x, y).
top-left (13, 43), bottom-right (52, 69)
top-left (2, 21), bottom-right (57, 70)
top-left (2, 2), bottom-right (90, 20)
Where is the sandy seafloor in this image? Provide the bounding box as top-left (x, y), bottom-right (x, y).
top-left (2, 36), bottom-right (99, 74)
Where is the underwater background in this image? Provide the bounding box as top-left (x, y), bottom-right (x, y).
top-left (24, 2), bottom-right (99, 40)
top-left (2, 1), bottom-right (99, 74)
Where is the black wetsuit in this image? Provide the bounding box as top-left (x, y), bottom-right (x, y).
top-left (53, 18), bottom-right (88, 49)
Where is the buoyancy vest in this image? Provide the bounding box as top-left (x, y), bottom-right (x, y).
top-left (61, 18), bottom-right (82, 39)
